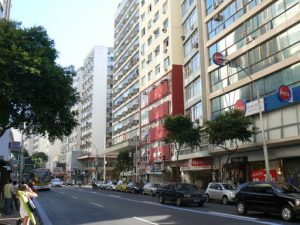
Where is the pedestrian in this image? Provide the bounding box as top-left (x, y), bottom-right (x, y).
top-left (3, 178), bottom-right (13, 215)
top-left (12, 180), bottom-right (19, 211)
top-left (28, 181), bottom-right (36, 193)
top-left (18, 184), bottom-right (38, 225)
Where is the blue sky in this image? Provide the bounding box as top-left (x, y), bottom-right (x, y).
top-left (11, 0), bottom-right (120, 69)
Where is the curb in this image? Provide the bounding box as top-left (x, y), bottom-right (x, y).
top-left (33, 199), bottom-right (53, 225)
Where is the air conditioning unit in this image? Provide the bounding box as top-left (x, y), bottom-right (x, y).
top-left (162, 28), bottom-right (167, 33)
top-left (192, 43), bottom-right (199, 48)
top-left (213, 13), bottom-right (223, 22)
top-left (181, 35), bottom-right (185, 41)
top-left (164, 67), bottom-right (168, 72)
top-left (153, 18), bottom-right (157, 23)
top-left (163, 9), bottom-right (167, 14)
top-left (146, 60), bottom-right (150, 64)
top-left (214, 0), bottom-right (222, 9)
top-left (245, 35), bottom-right (255, 44)
top-left (164, 48), bottom-right (168, 53)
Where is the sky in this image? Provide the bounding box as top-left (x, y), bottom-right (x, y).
top-left (10, 0), bottom-right (120, 69)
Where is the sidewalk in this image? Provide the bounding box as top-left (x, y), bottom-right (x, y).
top-left (0, 209), bottom-right (20, 225)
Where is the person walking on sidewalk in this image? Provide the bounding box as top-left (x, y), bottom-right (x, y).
top-left (18, 184), bottom-right (38, 225)
top-left (12, 180), bottom-right (19, 211)
top-left (3, 178), bottom-right (13, 215)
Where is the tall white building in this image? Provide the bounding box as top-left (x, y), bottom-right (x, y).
top-left (80, 46), bottom-right (114, 156)
top-left (0, 0), bottom-right (11, 19)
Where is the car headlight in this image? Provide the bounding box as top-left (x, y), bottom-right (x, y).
top-left (295, 199), bottom-right (300, 206)
top-left (184, 194), bottom-right (191, 198)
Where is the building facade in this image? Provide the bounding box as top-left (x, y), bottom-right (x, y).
top-left (79, 46), bottom-right (114, 181)
top-left (106, 0), bottom-right (140, 167)
top-left (138, 0), bottom-right (185, 184)
top-left (202, 0), bottom-right (300, 186)
top-left (0, 0), bottom-right (11, 19)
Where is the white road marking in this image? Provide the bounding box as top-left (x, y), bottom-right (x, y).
top-left (75, 189), bottom-right (281, 225)
top-left (90, 202), bottom-right (104, 208)
top-left (133, 217), bottom-right (159, 225)
top-left (71, 196), bottom-right (78, 199)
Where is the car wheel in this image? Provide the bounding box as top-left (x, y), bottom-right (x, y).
top-left (176, 198), bottom-right (182, 207)
top-left (159, 196), bottom-right (165, 204)
top-left (281, 205), bottom-right (294, 222)
top-left (151, 191), bottom-right (154, 197)
top-left (222, 196), bottom-right (228, 205)
top-left (236, 201), bottom-right (247, 215)
top-left (198, 202), bottom-right (204, 207)
top-left (206, 194), bottom-right (210, 202)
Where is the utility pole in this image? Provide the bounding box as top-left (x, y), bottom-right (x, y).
top-left (19, 131), bottom-right (24, 183)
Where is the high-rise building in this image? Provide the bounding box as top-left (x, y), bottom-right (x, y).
top-left (202, 0), bottom-right (300, 184)
top-left (179, 0), bottom-right (212, 186)
top-left (106, 0), bottom-right (140, 159)
top-left (0, 0), bottom-right (12, 19)
top-left (80, 46), bottom-right (113, 156)
top-left (138, 0), bottom-right (185, 183)
top-left (79, 46), bottom-right (113, 180)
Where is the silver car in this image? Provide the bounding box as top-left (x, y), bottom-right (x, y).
top-left (205, 182), bottom-right (236, 204)
top-left (142, 183), bottom-right (159, 196)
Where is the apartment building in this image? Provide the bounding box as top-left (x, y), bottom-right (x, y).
top-left (106, 0), bottom-right (140, 162)
top-left (179, 0), bottom-right (213, 187)
top-left (0, 0), bottom-right (11, 19)
top-left (79, 46), bottom-right (114, 181)
top-left (138, 0), bottom-right (185, 183)
top-left (202, 0), bottom-right (300, 185)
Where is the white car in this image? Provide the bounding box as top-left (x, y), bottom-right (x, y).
top-left (205, 182), bottom-right (236, 204)
top-left (51, 178), bottom-right (62, 187)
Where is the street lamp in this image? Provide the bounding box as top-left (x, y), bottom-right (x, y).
top-left (212, 52), bottom-right (271, 181)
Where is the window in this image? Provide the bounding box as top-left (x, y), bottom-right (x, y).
top-left (148, 70), bottom-right (153, 81)
top-left (163, 18), bottom-right (169, 29)
top-left (154, 11), bottom-right (159, 22)
top-left (164, 37), bottom-right (169, 49)
top-left (141, 28), bottom-right (145, 36)
top-left (164, 57), bottom-right (170, 69)
top-left (154, 28), bottom-right (160, 39)
top-left (148, 4), bottom-right (152, 12)
top-left (141, 60), bottom-right (145, 69)
top-left (155, 46), bottom-right (160, 56)
top-left (147, 53), bottom-right (153, 63)
top-left (155, 64), bottom-right (161, 74)
top-left (163, 1), bottom-right (168, 12)
top-left (141, 13), bottom-right (145, 21)
top-left (148, 36), bottom-right (153, 46)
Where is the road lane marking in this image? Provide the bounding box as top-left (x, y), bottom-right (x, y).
top-left (75, 189), bottom-right (281, 225)
top-left (133, 217), bottom-right (159, 225)
top-left (90, 202), bottom-right (104, 208)
top-left (109, 194), bottom-right (121, 198)
top-left (71, 196), bottom-right (78, 199)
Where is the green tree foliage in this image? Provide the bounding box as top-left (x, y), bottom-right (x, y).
top-left (164, 115), bottom-right (203, 181)
top-left (116, 151), bottom-right (133, 174)
top-left (0, 19), bottom-right (78, 142)
top-left (205, 109), bottom-right (257, 163)
top-left (31, 152), bottom-right (48, 168)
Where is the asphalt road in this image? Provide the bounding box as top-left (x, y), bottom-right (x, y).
top-left (35, 186), bottom-right (300, 225)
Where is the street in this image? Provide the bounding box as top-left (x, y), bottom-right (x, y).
top-left (35, 187), bottom-right (300, 225)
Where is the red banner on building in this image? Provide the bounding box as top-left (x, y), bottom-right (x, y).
top-left (251, 169), bottom-right (277, 181)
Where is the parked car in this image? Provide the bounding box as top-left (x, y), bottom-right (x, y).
top-left (116, 181), bottom-right (128, 192)
top-left (126, 182), bottom-right (144, 194)
top-left (235, 181), bottom-right (300, 222)
top-left (143, 183), bottom-right (159, 196)
top-left (206, 182), bottom-right (237, 204)
top-left (106, 181), bottom-right (117, 191)
top-left (156, 182), bottom-right (207, 206)
top-left (100, 180), bottom-right (111, 190)
top-left (51, 178), bottom-right (62, 187)
top-left (66, 180), bottom-right (75, 186)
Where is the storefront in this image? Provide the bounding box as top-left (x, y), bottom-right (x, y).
top-left (180, 157), bottom-right (213, 189)
top-left (283, 157), bottom-right (300, 187)
top-left (222, 157), bottom-right (249, 185)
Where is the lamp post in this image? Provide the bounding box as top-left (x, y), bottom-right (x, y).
top-left (212, 52), bottom-right (271, 181)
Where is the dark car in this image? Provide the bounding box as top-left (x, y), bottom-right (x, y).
top-left (235, 181), bottom-right (300, 222)
top-left (156, 182), bottom-right (207, 206)
top-left (126, 182), bottom-right (144, 194)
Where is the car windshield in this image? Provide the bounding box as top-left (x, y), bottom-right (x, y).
top-left (175, 183), bottom-right (197, 192)
top-left (222, 184), bottom-right (236, 190)
top-left (53, 179), bottom-right (60, 182)
top-left (273, 182), bottom-right (300, 193)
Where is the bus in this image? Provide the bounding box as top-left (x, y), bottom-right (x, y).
top-left (29, 168), bottom-right (52, 191)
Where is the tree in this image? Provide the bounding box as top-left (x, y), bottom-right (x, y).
top-left (31, 152), bottom-right (48, 168)
top-left (164, 115), bottom-right (203, 181)
top-left (116, 151), bottom-right (133, 175)
top-left (205, 109), bottom-right (257, 164)
top-left (0, 19), bottom-right (78, 142)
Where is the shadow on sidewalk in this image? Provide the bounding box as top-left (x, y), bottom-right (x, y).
top-left (0, 209), bottom-right (20, 225)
